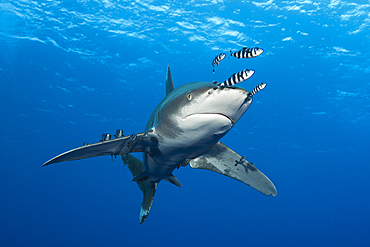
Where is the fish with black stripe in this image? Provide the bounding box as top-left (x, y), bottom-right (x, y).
top-left (251, 83), bottom-right (266, 96)
top-left (230, 47), bottom-right (264, 59)
top-left (218, 69), bottom-right (255, 87)
top-left (212, 53), bottom-right (226, 73)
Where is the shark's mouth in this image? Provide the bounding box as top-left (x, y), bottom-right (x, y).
top-left (185, 113), bottom-right (234, 125)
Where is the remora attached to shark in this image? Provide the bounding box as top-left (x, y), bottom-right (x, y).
top-left (43, 66), bottom-right (277, 223)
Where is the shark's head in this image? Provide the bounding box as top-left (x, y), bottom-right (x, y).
top-left (151, 81), bottom-right (252, 140)
top-left (173, 81), bottom-right (252, 125)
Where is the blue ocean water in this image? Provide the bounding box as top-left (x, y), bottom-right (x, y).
top-left (1, 0), bottom-right (369, 246)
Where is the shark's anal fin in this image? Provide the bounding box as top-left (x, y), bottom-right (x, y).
top-left (42, 131), bottom-right (154, 166)
top-left (166, 66), bottom-right (174, 96)
top-left (121, 154), bottom-right (157, 224)
top-left (189, 142), bottom-right (277, 196)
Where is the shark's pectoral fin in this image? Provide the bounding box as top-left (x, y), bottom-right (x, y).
top-left (190, 142), bottom-right (277, 196)
top-left (42, 131), bottom-right (154, 166)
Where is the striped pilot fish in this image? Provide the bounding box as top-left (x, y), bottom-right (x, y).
top-left (251, 83), bottom-right (266, 96)
top-left (218, 69), bottom-right (255, 87)
top-left (230, 47), bottom-right (264, 59)
top-left (212, 53), bottom-right (226, 73)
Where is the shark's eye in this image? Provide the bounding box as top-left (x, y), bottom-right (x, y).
top-left (186, 93), bottom-right (192, 101)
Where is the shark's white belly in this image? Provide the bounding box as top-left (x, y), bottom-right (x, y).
top-left (147, 113), bottom-right (232, 176)
top-left (176, 113), bottom-right (232, 148)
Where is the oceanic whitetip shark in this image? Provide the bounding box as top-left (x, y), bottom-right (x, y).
top-left (43, 66), bottom-right (277, 223)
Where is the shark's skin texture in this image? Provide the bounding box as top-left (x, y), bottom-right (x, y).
top-left (43, 66), bottom-right (276, 223)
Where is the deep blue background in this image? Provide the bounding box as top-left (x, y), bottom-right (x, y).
top-left (1, 1), bottom-right (369, 246)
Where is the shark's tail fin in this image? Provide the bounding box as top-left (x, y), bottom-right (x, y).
top-left (139, 181), bottom-right (157, 224)
top-left (121, 154), bottom-right (157, 224)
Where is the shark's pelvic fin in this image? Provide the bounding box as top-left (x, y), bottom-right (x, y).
top-left (121, 154), bottom-right (157, 224)
top-left (163, 174), bottom-right (182, 187)
top-left (42, 131), bottom-right (154, 166)
top-left (166, 66), bottom-right (174, 96)
top-left (132, 171), bottom-right (152, 182)
top-left (132, 171), bottom-right (182, 188)
top-left (121, 154), bottom-right (145, 177)
top-left (189, 142), bottom-right (277, 196)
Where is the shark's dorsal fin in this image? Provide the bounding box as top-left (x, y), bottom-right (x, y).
top-left (166, 66), bottom-right (174, 96)
top-left (190, 142), bottom-right (277, 196)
